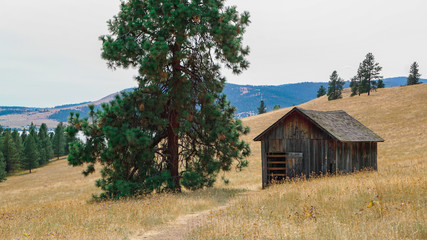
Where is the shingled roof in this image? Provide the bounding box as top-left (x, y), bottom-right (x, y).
top-left (253, 107), bottom-right (384, 142)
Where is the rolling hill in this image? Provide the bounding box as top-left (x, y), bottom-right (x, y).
top-left (223, 76), bottom-right (425, 117)
top-left (0, 77), bottom-right (424, 129)
top-left (0, 83), bottom-right (425, 239)
top-left (189, 83), bottom-right (427, 239)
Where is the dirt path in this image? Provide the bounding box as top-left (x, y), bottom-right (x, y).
top-left (131, 191), bottom-right (261, 240)
top-left (131, 205), bottom-right (228, 240)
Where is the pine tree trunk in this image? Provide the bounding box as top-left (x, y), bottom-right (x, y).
top-left (167, 33), bottom-right (182, 192)
top-left (368, 77), bottom-right (371, 96)
top-left (167, 110), bottom-right (180, 191)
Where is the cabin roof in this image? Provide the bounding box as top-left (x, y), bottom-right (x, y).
top-left (253, 107), bottom-right (384, 142)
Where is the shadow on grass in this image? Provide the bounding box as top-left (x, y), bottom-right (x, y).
top-left (6, 156), bottom-right (69, 178)
top-left (179, 187), bottom-right (247, 205)
top-left (87, 187), bottom-right (248, 206)
top-left (7, 170), bottom-right (33, 177)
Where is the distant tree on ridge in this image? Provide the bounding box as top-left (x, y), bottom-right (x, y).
top-left (358, 53), bottom-right (383, 95)
top-left (327, 70), bottom-right (345, 100)
top-left (377, 79), bottom-right (385, 88)
top-left (258, 100), bottom-right (267, 114)
top-left (407, 61), bottom-right (421, 85)
top-left (317, 85), bottom-right (326, 98)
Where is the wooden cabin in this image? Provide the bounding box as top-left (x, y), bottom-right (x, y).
top-left (253, 107), bottom-right (384, 188)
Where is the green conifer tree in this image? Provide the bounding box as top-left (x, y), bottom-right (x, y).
top-left (21, 129), bottom-right (28, 143)
top-left (22, 135), bottom-right (39, 173)
top-left (407, 61), bottom-right (421, 85)
top-left (350, 63), bottom-right (364, 96)
top-left (1, 130), bottom-right (20, 173)
top-left (49, 132), bottom-right (54, 141)
top-left (327, 70), bottom-right (345, 100)
top-left (0, 152), bottom-right (6, 182)
top-left (29, 123), bottom-right (37, 138)
top-left (11, 130), bottom-right (24, 167)
top-left (377, 79), bottom-right (385, 88)
top-left (66, 0), bottom-right (251, 198)
top-left (257, 100), bottom-right (267, 114)
top-left (358, 53), bottom-right (383, 95)
top-left (38, 123), bottom-right (54, 165)
top-left (317, 85), bottom-right (326, 98)
top-left (27, 123), bottom-right (41, 165)
top-left (350, 76), bottom-right (359, 97)
top-left (53, 122), bottom-right (66, 160)
top-left (273, 105), bottom-right (281, 110)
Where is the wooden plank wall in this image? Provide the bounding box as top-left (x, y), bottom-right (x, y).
top-left (260, 111), bottom-right (378, 187)
top-left (261, 140), bottom-right (267, 188)
top-left (334, 142), bottom-right (377, 173)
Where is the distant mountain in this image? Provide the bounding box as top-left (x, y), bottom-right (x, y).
top-left (0, 77), bottom-right (424, 129)
top-left (224, 77), bottom-right (424, 117)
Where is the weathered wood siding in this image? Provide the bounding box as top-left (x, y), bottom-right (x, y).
top-left (261, 111), bottom-right (378, 187)
top-left (261, 140), bottom-right (267, 188)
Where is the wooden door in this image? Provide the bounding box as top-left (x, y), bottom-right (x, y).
top-left (286, 152), bottom-right (303, 178)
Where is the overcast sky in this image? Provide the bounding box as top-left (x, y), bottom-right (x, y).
top-left (1, 0), bottom-right (426, 107)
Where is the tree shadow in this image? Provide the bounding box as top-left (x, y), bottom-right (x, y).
top-left (179, 187), bottom-right (247, 205)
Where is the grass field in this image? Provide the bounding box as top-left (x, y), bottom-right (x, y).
top-left (1, 84), bottom-right (426, 239)
top-left (188, 84), bottom-right (427, 239)
top-left (0, 161), bottom-right (241, 239)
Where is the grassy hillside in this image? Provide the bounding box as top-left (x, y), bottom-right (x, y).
top-left (189, 84), bottom-right (427, 239)
top-left (1, 78), bottom-right (423, 129)
top-left (223, 77), bottom-right (426, 116)
top-left (0, 84), bottom-right (426, 239)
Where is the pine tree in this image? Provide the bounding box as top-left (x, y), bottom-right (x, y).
top-left (350, 76), bottom-right (359, 97)
top-left (351, 63), bottom-right (363, 96)
top-left (38, 123), bottom-right (54, 165)
top-left (1, 130), bottom-right (20, 173)
top-left (317, 85), bottom-right (326, 97)
top-left (53, 122), bottom-right (66, 160)
top-left (377, 79), bottom-right (385, 88)
top-left (29, 123), bottom-right (37, 138)
top-left (21, 129), bottom-right (28, 143)
top-left (27, 123), bottom-right (41, 165)
top-left (49, 132), bottom-right (54, 141)
top-left (358, 53), bottom-right (383, 95)
top-left (66, 0), bottom-right (251, 198)
top-left (22, 135), bottom-right (39, 173)
top-left (257, 100), bottom-right (267, 114)
top-left (407, 61), bottom-right (421, 85)
top-left (273, 105), bottom-right (281, 110)
top-left (64, 128), bottom-right (76, 156)
top-left (0, 152), bottom-right (6, 182)
top-left (327, 70), bottom-right (345, 100)
top-left (11, 130), bottom-right (23, 166)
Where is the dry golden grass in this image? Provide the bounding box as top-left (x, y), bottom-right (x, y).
top-left (1, 85), bottom-right (426, 239)
top-left (0, 157), bottom-right (241, 239)
top-left (188, 84), bottom-right (427, 239)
